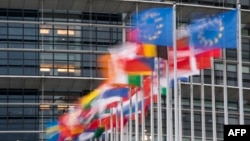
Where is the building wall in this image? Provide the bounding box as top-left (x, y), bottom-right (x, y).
top-left (0, 0), bottom-right (250, 141)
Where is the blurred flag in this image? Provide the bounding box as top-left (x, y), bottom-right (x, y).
top-left (108, 43), bottom-right (155, 75)
top-left (46, 121), bottom-right (60, 141)
top-left (100, 86), bottom-right (130, 99)
top-left (80, 86), bottom-right (103, 109)
top-left (170, 77), bottom-right (189, 88)
top-left (131, 7), bottom-right (173, 46)
top-left (78, 131), bottom-right (95, 141)
top-left (110, 72), bottom-right (142, 87)
top-left (93, 126), bottom-right (105, 139)
top-left (119, 57), bottom-right (155, 75)
top-left (189, 10), bottom-right (237, 48)
top-left (136, 44), bottom-right (168, 59)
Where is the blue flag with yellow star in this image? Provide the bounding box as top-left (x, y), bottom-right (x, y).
top-left (132, 7), bottom-right (173, 46)
top-left (189, 10), bottom-right (237, 49)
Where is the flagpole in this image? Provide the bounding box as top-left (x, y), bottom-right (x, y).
top-left (125, 119), bottom-right (128, 141)
top-left (141, 76), bottom-right (145, 141)
top-left (173, 3), bottom-right (179, 141)
top-left (178, 79), bottom-right (182, 141)
top-left (120, 98), bottom-right (124, 141)
top-left (223, 48), bottom-right (228, 125)
top-left (157, 58), bottom-right (162, 141)
top-left (200, 70), bottom-right (206, 141)
top-left (150, 72), bottom-right (154, 141)
top-left (166, 60), bottom-right (172, 141)
top-left (135, 90), bottom-right (139, 141)
top-left (190, 76), bottom-right (194, 141)
top-left (105, 127), bottom-right (108, 141)
top-left (135, 2), bottom-right (139, 141)
top-left (110, 109), bottom-right (113, 141)
top-left (237, 1), bottom-right (244, 125)
top-left (116, 107), bottom-right (119, 141)
top-left (129, 88), bottom-right (132, 141)
top-left (211, 57), bottom-right (217, 141)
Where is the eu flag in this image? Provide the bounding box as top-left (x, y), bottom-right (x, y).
top-left (133, 7), bottom-right (173, 46)
top-left (189, 10), bottom-right (237, 49)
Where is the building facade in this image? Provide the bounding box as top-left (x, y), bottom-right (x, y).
top-left (0, 0), bottom-right (250, 141)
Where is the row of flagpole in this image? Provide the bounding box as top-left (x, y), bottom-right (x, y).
top-left (103, 2), bottom-right (243, 141)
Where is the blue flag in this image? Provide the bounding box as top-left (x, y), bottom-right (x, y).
top-left (189, 10), bottom-right (237, 49)
top-left (133, 7), bottom-right (173, 46)
top-left (170, 77), bottom-right (189, 88)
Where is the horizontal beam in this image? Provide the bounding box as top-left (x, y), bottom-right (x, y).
top-left (0, 103), bottom-right (79, 106)
top-left (0, 20), bottom-right (131, 28)
top-left (0, 48), bottom-right (107, 54)
top-left (0, 75), bottom-right (105, 80)
top-left (0, 131), bottom-right (44, 133)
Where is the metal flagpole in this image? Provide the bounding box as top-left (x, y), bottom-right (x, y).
top-left (125, 119), bottom-right (128, 141)
top-left (173, 3), bottom-right (179, 141)
top-left (178, 79), bottom-right (182, 141)
top-left (200, 70), bottom-right (206, 141)
top-left (105, 127), bottom-right (108, 141)
top-left (211, 58), bottom-right (217, 141)
top-left (237, 1), bottom-right (244, 125)
top-left (116, 107), bottom-right (119, 141)
top-left (135, 90), bottom-right (139, 141)
top-left (150, 72), bottom-right (154, 141)
top-left (223, 48), bottom-right (228, 125)
top-left (141, 76), bottom-right (145, 141)
top-left (135, 2), bottom-right (139, 141)
top-left (190, 76), bottom-right (194, 141)
top-left (166, 60), bottom-right (172, 141)
top-left (120, 98), bottom-right (124, 141)
top-left (110, 109), bottom-right (113, 141)
top-left (157, 58), bottom-right (162, 141)
top-left (129, 88), bottom-right (133, 141)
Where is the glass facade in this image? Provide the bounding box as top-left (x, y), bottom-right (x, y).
top-left (0, 0), bottom-right (250, 141)
top-left (0, 9), bottom-right (122, 77)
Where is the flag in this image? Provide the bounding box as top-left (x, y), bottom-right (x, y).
top-left (93, 126), bottom-right (105, 138)
top-left (109, 43), bottom-right (155, 75)
top-left (100, 86), bottom-right (130, 99)
top-left (170, 77), bottom-right (189, 88)
top-left (189, 10), bottom-right (237, 48)
top-left (98, 53), bottom-right (142, 87)
top-left (78, 131), bottom-right (95, 141)
top-left (136, 44), bottom-right (168, 59)
top-left (80, 86), bottom-right (103, 109)
top-left (46, 121), bottom-right (60, 141)
top-left (119, 57), bottom-right (155, 75)
top-left (132, 7), bottom-right (173, 46)
top-left (110, 73), bottom-right (142, 87)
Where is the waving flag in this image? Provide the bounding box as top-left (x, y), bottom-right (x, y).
top-left (136, 44), bottom-right (168, 59)
top-left (109, 43), bottom-right (155, 75)
top-left (189, 10), bottom-right (237, 48)
top-left (132, 7), bottom-right (173, 46)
